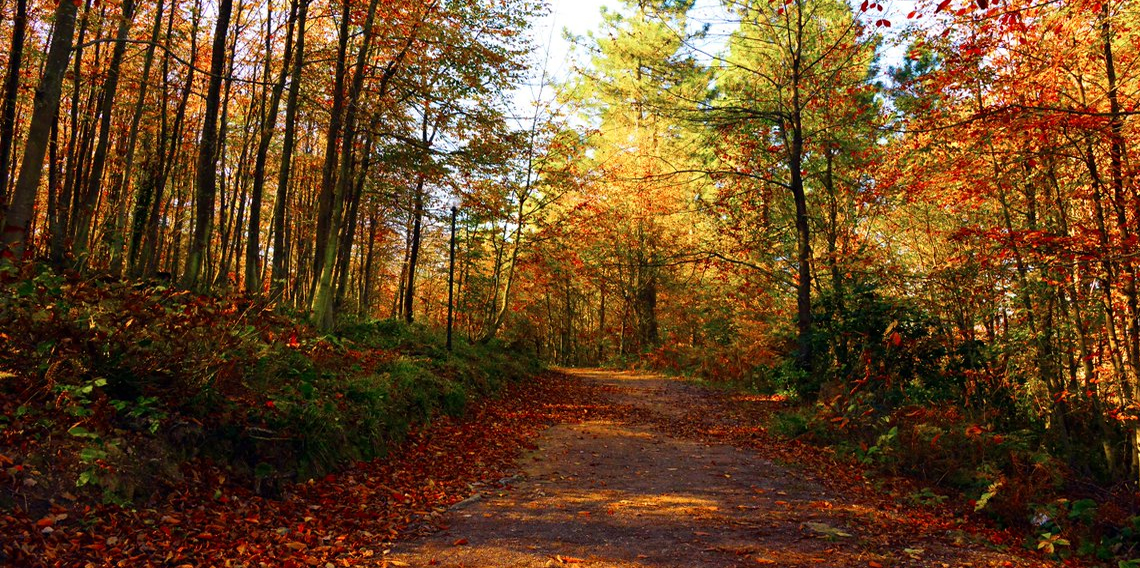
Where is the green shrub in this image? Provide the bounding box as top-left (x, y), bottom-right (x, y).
top-left (0, 267), bottom-right (545, 501)
top-left (771, 408), bottom-right (814, 439)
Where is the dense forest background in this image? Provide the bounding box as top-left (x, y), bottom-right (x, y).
top-left (3, 0), bottom-right (1140, 554)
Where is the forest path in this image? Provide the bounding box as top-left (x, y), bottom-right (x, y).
top-left (384, 369), bottom-right (1051, 568)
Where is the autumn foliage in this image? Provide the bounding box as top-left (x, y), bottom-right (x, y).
top-left (4, 0), bottom-right (1140, 563)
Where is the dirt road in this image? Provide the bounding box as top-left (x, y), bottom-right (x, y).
top-left (384, 369), bottom-right (1052, 567)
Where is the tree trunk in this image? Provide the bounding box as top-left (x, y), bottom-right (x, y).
top-left (789, 112), bottom-right (812, 374)
top-left (334, 135), bottom-right (370, 307)
top-left (50, 0), bottom-right (94, 263)
top-left (312, 0), bottom-right (351, 291)
top-left (130, 1), bottom-right (188, 277)
top-left (1, 1), bottom-right (79, 259)
top-left (246, 0), bottom-right (298, 294)
top-left (360, 202), bottom-right (378, 316)
top-left (1100, 4), bottom-right (1140, 480)
top-left (184, 0), bottom-right (234, 289)
top-left (104, 0), bottom-right (165, 276)
top-left (210, 1), bottom-right (244, 288)
top-left (72, 0), bottom-right (137, 267)
top-left (271, 0), bottom-right (308, 299)
top-left (394, 213), bottom-right (412, 319)
top-left (311, 0), bottom-right (381, 329)
top-left (403, 176), bottom-right (425, 324)
top-left (0, 0), bottom-right (28, 209)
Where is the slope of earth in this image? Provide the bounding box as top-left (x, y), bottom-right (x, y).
top-left (0, 373), bottom-right (604, 567)
top-left (384, 368), bottom-right (1062, 568)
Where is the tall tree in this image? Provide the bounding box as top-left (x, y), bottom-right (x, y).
top-left (246, 0), bottom-right (299, 294)
top-left (72, 0), bottom-right (138, 266)
top-left (0, 0), bottom-right (28, 208)
top-left (559, 0), bottom-right (710, 353)
top-left (2, 0), bottom-right (80, 259)
top-left (712, 0), bottom-right (875, 376)
top-left (106, 0), bottom-right (167, 276)
top-left (311, 0), bottom-right (384, 329)
top-left (184, 0), bottom-right (235, 288)
top-left (271, 0), bottom-right (309, 299)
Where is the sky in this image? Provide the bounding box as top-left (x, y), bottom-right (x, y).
top-left (513, 0), bottom-right (915, 118)
top-left (509, 0), bottom-right (613, 116)
top-left (535, 0), bottom-right (613, 80)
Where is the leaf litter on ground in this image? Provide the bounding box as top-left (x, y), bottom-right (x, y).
top-left (0, 373), bottom-right (606, 567)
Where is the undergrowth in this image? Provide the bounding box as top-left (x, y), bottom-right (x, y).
top-left (0, 263), bottom-right (541, 507)
top-left (639, 281), bottom-right (1140, 567)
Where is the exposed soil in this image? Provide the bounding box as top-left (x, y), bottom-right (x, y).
top-left (383, 368), bottom-right (1057, 568)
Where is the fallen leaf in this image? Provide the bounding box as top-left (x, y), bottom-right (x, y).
top-left (804, 522), bottom-right (852, 538)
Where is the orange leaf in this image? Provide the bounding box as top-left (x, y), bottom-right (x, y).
top-left (452, 538), bottom-right (468, 546)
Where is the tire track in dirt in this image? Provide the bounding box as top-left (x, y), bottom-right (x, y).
top-left (382, 369), bottom-right (1058, 568)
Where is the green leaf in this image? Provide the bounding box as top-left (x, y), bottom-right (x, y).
top-left (16, 279), bottom-right (36, 297)
top-left (974, 479), bottom-right (1003, 512)
top-left (1068, 498), bottom-right (1097, 521)
top-left (254, 462), bottom-right (275, 479)
top-left (67, 426), bottom-right (98, 439)
top-left (79, 446), bottom-right (107, 462)
top-left (299, 382), bottom-right (315, 400)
